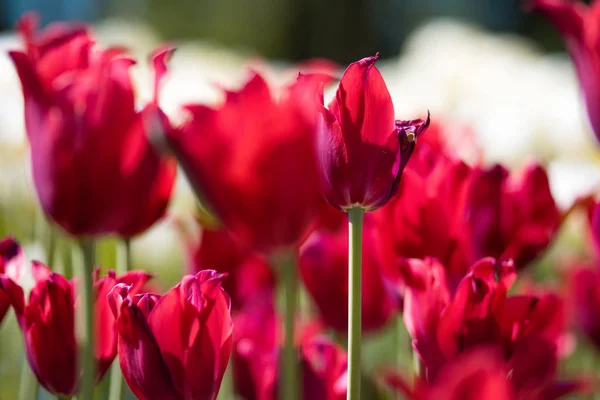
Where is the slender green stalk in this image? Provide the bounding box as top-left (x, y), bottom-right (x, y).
top-left (108, 239), bottom-right (133, 400)
top-left (275, 251), bottom-right (299, 400)
top-left (57, 395), bottom-right (72, 400)
top-left (78, 239), bottom-right (96, 400)
top-left (46, 222), bottom-right (57, 267)
top-left (347, 207), bottom-right (365, 400)
top-left (17, 356), bottom-right (38, 400)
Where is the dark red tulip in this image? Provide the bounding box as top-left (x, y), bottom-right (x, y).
top-left (0, 237), bottom-right (26, 326)
top-left (567, 265), bottom-right (600, 350)
top-left (403, 257), bottom-right (570, 390)
top-left (9, 13), bottom-right (176, 237)
top-left (422, 348), bottom-right (513, 400)
top-left (109, 270), bottom-right (233, 400)
top-left (299, 215), bottom-right (396, 333)
top-left (530, 0), bottom-right (600, 144)
top-left (167, 72), bottom-right (322, 253)
top-left (232, 293), bottom-right (347, 400)
top-left (0, 252), bottom-right (150, 396)
top-left (317, 54), bottom-right (429, 211)
top-left (186, 225), bottom-right (275, 309)
top-left (373, 156), bottom-right (560, 284)
top-left (385, 345), bottom-right (588, 400)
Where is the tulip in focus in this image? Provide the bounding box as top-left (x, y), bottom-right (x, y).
top-left (109, 270), bottom-right (233, 400)
top-left (299, 215), bottom-right (396, 333)
top-left (0, 238), bottom-right (150, 397)
top-left (9, 13), bottom-right (176, 237)
top-left (317, 54), bottom-right (429, 212)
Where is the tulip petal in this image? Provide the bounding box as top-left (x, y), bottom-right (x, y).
top-left (111, 286), bottom-right (179, 400)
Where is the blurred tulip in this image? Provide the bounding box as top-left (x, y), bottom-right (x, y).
top-left (9, 13), bottom-right (176, 237)
top-left (373, 155), bottom-right (560, 285)
top-left (403, 257), bottom-right (572, 392)
top-left (423, 348), bottom-right (513, 400)
top-left (186, 225), bottom-right (275, 309)
top-left (232, 293), bottom-right (347, 400)
top-left (0, 237), bottom-right (26, 325)
top-left (109, 270), bottom-right (233, 400)
top-left (531, 0), bottom-right (600, 144)
top-left (0, 251), bottom-right (150, 397)
top-left (568, 266), bottom-right (600, 350)
top-left (316, 54), bottom-right (429, 211)
top-left (299, 215), bottom-right (396, 333)
top-left (385, 345), bottom-right (588, 400)
top-left (167, 72), bottom-right (322, 253)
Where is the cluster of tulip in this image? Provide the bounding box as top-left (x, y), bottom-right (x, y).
top-left (3, 0), bottom-right (600, 399)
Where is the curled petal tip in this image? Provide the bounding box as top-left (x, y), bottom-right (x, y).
top-left (151, 45), bottom-right (176, 104)
top-left (15, 12), bottom-right (39, 43)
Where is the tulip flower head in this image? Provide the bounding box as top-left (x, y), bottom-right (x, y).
top-left (167, 72), bottom-right (323, 253)
top-left (9, 13), bottom-right (176, 237)
top-left (109, 270), bottom-right (233, 400)
top-left (316, 54), bottom-right (429, 212)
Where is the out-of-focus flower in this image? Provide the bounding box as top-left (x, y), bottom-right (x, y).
top-left (530, 0), bottom-right (600, 145)
top-left (184, 224), bottom-right (275, 309)
top-left (317, 54), bottom-right (429, 212)
top-left (109, 270), bottom-right (233, 400)
top-left (232, 293), bottom-right (347, 400)
top-left (0, 237), bottom-right (26, 326)
top-left (299, 215), bottom-right (396, 333)
top-left (0, 244), bottom-right (150, 397)
top-left (9, 13), bottom-right (176, 237)
top-left (385, 346), bottom-right (588, 400)
top-left (373, 143), bottom-right (560, 285)
top-left (167, 72), bottom-right (322, 253)
top-left (401, 257), bottom-right (580, 397)
top-left (567, 265), bottom-right (600, 350)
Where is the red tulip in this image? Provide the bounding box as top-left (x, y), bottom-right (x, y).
top-left (530, 0), bottom-right (600, 144)
top-left (0, 237), bottom-right (26, 325)
top-left (109, 270), bottom-right (233, 400)
top-left (232, 293), bottom-right (347, 400)
top-left (167, 72), bottom-right (322, 253)
top-left (9, 13), bottom-right (176, 237)
top-left (422, 348), bottom-right (513, 400)
top-left (299, 215), bottom-right (396, 333)
top-left (403, 257), bottom-right (569, 389)
top-left (186, 226), bottom-right (275, 309)
top-left (316, 54), bottom-right (429, 211)
top-left (0, 252), bottom-right (150, 396)
top-left (373, 156), bottom-right (560, 285)
top-left (385, 345), bottom-right (588, 400)
top-left (567, 266), bottom-right (600, 350)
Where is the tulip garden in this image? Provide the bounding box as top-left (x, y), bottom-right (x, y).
top-left (3, 1), bottom-right (600, 399)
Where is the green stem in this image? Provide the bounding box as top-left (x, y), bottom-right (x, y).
top-left (17, 356), bottom-right (38, 400)
top-left (79, 240), bottom-right (96, 400)
top-left (108, 239), bottom-right (133, 400)
top-left (276, 251), bottom-right (299, 400)
top-left (57, 395), bottom-right (72, 400)
top-left (347, 207), bottom-right (365, 400)
top-left (46, 222), bottom-right (57, 267)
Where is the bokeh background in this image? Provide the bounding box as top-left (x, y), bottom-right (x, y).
top-left (1, 0), bottom-right (600, 399)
